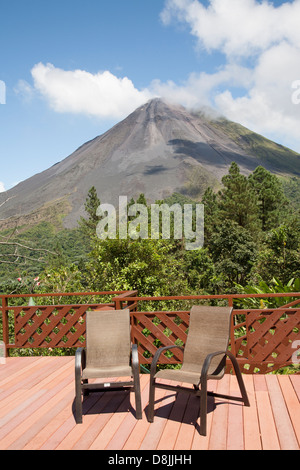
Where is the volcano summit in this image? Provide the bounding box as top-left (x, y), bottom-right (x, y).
top-left (0, 98), bottom-right (299, 229)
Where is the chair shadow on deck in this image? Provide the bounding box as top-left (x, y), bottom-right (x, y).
top-left (145, 386), bottom-right (245, 436)
top-left (144, 389), bottom-right (218, 434)
top-left (71, 383), bottom-right (220, 431)
top-left (72, 387), bottom-right (140, 422)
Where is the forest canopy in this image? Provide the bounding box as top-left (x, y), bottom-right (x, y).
top-left (0, 163), bottom-right (299, 298)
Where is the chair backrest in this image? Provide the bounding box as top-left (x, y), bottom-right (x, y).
top-left (183, 305), bottom-right (233, 374)
top-left (85, 309), bottom-right (131, 368)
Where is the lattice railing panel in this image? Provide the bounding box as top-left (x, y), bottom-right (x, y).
top-left (2, 293), bottom-right (299, 373)
top-left (131, 311), bottom-right (189, 365)
top-left (243, 308), bottom-right (300, 373)
top-left (12, 304), bottom-right (109, 349)
top-left (132, 308), bottom-right (300, 373)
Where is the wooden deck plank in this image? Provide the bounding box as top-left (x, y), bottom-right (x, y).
top-left (0, 390), bottom-right (46, 443)
top-left (121, 380), bottom-right (152, 450)
top-left (70, 392), bottom-right (123, 450)
top-left (0, 389), bottom-right (32, 419)
top-left (122, 414), bottom-right (151, 450)
top-left (290, 374), bottom-right (300, 401)
top-left (0, 373), bottom-right (74, 450)
top-left (173, 394), bottom-right (198, 450)
top-left (0, 357), bottom-right (299, 450)
top-left (242, 374), bottom-right (262, 450)
top-left (277, 375), bottom-right (300, 447)
top-left (0, 357), bottom-right (35, 380)
top-left (266, 374), bottom-right (299, 450)
top-left (12, 357), bottom-right (74, 416)
top-left (139, 380), bottom-right (176, 450)
top-left (24, 392), bottom-right (79, 450)
top-left (42, 377), bottom-right (121, 450)
top-left (255, 374), bottom-right (281, 451)
top-left (0, 356), bottom-right (45, 389)
top-left (89, 391), bottom-right (133, 450)
top-left (156, 384), bottom-right (189, 450)
top-left (0, 358), bottom-right (74, 450)
top-left (17, 363), bottom-right (74, 450)
top-left (253, 374), bottom-right (268, 392)
top-left (208, 374), bottom-right (230, 450)
top-left (227, 375), bottom-right (244, 450)
top-left (105, 374), bottom-right (150, 451)
top-left (8, 387), bottom-right (75, 450)
top-left (191, 381), bottom-right (217, 450)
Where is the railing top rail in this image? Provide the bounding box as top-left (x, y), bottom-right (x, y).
top-left (133, 307), bottom-right (300, 314)
top-left (112, 290), bottom-right (138, 300)
top-left (117, 292), bottom-right (300, 301)
top-left (0, 290), bottom-right (128, 300)
top-left (1, 291), bottom-right (299, 301)
top-left (2, 303), bottom-right (115, 310)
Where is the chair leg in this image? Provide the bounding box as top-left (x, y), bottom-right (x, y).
top-left (148, 377), bottom-right (156, 422)
top-left (133, 373), bottom-right (143, 420)
top-left (228, 353), bottom-right (250, 407)
top-left (236, 368), bottom-right (250, 407)
top-left (131, 344), bottom-right (142, 419)
top-left (83, 379), bottom-right (89, 396)
top-left (75, 347), bottom-right (84, 423)
top-left (199, 377), bottom-right (208, 436)
top-left (75, 381), bottom-right (83, 424)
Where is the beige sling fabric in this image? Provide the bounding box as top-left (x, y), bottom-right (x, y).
top-left (82, 309), bottom-right (132, 379)
top-left (155, 305), bottom-right (232, 385)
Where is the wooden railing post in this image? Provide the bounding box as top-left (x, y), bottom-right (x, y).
top-left (1, 296), bottom-right (9, 357)
top-left (228, 295), bottom-right (236, 358)
top-left (112, 290), bottom-right (138, 311)
top-left (114, 298), bottom-right (122, 310)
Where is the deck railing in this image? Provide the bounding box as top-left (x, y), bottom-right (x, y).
top-left (1, 290), bottom-right (299, 374)
top-left (0, 291), bottom-right (136, 354)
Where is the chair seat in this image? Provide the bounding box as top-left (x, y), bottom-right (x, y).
top-left (148, 306), bottom-right (250, 437)
top-left (75, 309), bottom-right (143, 424)
top-left (82, 365), bottom-right (133, 380)
top-left (155, 364), bottom-right (225, 385)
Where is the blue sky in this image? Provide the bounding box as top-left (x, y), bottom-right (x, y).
top-left (1, 0), bottom-right (300, 192)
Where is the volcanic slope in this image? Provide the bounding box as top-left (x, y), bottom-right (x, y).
top-left (0, 98), bottom-right (299, 229)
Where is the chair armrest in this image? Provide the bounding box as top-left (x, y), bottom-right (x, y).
top-left (150, 345), bottom-right (184, 378)
top-left (75, 347), bottom-right (86, 378)
top-left (200, 350), bottom-right (228, 381)
top-left (131, 343), bottom-right (139, 370)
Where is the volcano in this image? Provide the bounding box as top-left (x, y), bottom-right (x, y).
top-left (1, 98), bottom-right (299, 229)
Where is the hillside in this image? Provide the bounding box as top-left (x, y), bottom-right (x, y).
top-left (210, 117), bottom-right (300, 176)
top-left (0, 98), bottom-right (299, 230)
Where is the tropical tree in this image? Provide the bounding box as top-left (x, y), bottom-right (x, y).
top-left (248, 219), bottom-right (300, 282)
top-left (78, 186), bottom-right (101, 239)
top-left (201, 186), bottom-right (220, 247)
top-left (218, 162), bottom-right (260, 234)
top-left (209, 220), bottom-right (257, 288)
top-left (248, 166), bottom-right (288, 231)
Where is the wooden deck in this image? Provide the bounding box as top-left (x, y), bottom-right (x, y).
top-left (0, 356), bottom-right (299, 451)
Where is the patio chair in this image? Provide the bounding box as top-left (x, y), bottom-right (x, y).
top-left (147, 305), bottom-right (250, 436)
top-left (75, 309), bottom-right (142, 423)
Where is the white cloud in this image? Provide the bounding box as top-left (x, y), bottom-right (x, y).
top-left (214, 43), bottom-right (300, 144)
top-left (0, 182), bottom-right (6, 193)
top-left (21, 1), bottom-right (300, 153)
top-left (31, 63), bottom-right (152, 119)
top-left (160, 0), bottom-right (300, 151)
top-left (161, 0), bottom-right (300, 58)
top-left (149, 63), bottom-right (253, 110)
